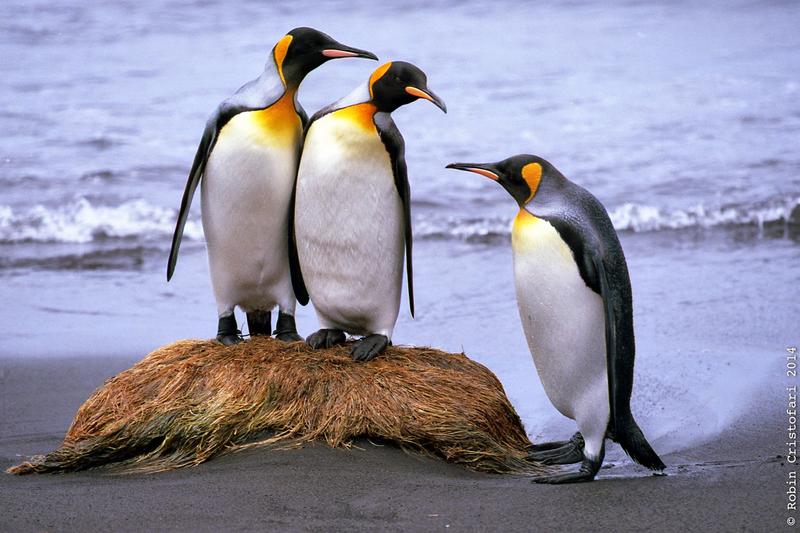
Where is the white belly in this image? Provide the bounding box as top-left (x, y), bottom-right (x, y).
top-left (200, 111), bottom-right (300, 316)
top-left (512, 212), bottom-right (608, 430)
top-left (295, 114), bottom-right (403, 337)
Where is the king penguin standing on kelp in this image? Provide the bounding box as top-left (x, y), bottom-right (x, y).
top-left (292, 61), bottom-right (446, 361)
top-left (448, 155), bottom-right (665, 483)
top-left (167, 28), bottom-right (377, 345)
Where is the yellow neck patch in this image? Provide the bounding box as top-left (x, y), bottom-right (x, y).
top-left (241, 90), bottom-right (301, 146)
top-left (512, 208), bottom-right (573, 262)
top-left (332, 103), bottom-right (378, 132)
top-left (512, 209), bottom-right (541, 252)
top-left (273, 34), bottom-right (293, 85)
top-left (369, 62), bottom-right (393, 98)
top-left (521, 162), bottom-right (543, 204)
top-left (513, 208), bottom-right (540, 234)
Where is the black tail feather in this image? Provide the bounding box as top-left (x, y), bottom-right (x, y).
top-left (615, 416), bottom-right (665, 471)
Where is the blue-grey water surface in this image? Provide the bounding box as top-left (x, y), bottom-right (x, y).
top-left (1, 0), bottom-right (798, 457)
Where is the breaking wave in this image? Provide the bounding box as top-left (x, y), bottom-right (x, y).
top-left (0, 198), bottom-right (202, 244)
top-left (0, 195), bottom-right (798, 248)
top-left (608, 198), bottom-right (800, 232)
top-left (416, 196), bottom-right (800, 243)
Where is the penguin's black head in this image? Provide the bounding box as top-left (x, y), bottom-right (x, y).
top-left (368, 61), bottom-right (447, 114)
top-left (446, 155), bottom-right (551, 207)
top-left (275, 27), bottom-right (377, 87)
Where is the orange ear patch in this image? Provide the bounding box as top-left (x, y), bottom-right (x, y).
top-left (521, 162), bottom-right (543, 204)
top-left (274, 34), bottom-right (293, 84)
top-left (368, 62), bottom-right (393, 98)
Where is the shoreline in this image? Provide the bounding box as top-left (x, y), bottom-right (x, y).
top-left (0, 351), bottom-right (785, 531)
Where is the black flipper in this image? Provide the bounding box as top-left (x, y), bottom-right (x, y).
top-left (374, 113), bottom-right (414, 317)
top-left (287, 102), bottom-right (312, 305)
top-left (166, 116), bottom-right (218, 281)
top-left (287, 181), bottom-right (309, 305)
top-left (592, 253), bottom-right (665, 471)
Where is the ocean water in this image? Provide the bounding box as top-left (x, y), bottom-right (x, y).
top-left (1, 0), bottom-right (798, 456)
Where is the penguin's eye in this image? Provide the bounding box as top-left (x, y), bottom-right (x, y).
top-left (393, 75), bottom-right (402, 83)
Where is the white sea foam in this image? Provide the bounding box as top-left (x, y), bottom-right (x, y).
top-left (414, 196), bottom-right (800, 243)
top-left (0, 198), bottom-right (203, 244)
top-left (608, 199), bottom-right (799, 232)
top-left (414, 215), bottom-right (511, 244)
top-left (1, 196), bottom-right (797, 245)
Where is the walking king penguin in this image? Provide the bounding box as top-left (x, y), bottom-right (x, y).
top-left (447, 155), bottom-right (665, 483)
top-left (166, 28), bottom-right (376, 345)
top-left (292, 61), bottom-right (446, 361)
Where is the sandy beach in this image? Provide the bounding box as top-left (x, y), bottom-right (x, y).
top-left (0, 351), bottom-right (784, 532)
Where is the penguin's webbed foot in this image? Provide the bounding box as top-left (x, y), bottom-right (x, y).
top-left (307, 328), bottom-right (346, 349)
top-left (532, 456), bottom-right (602, 484)
top-left (528, 432), bottom-right (584, 464)
top-left (528, 444), bottom-right (584, 465)
top-left (528, 432), bottom-right (584, 452)
top-left (217, 334), bottom-right (243, 346)
top-left (217, 314), bottom-right (242, 346)
top-left (274, 311), bottom-right (302, 342)
top-left (276, 331), bottom-right (303, 342)
top-left (351, 334), bottom-right (390, 362)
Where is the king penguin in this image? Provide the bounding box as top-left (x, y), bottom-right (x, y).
top-left (291, 61), bottom-right (446, 361)
top-left (166, 28), bottom-right (376, 345)
top-left (447, 155), bottom-right (665, 483)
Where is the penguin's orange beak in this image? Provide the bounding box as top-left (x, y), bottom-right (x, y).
top-left (405, 86), bottom-right (447, 113)
top-left (445, 163), bottom-right (499, 181)
top-left (321, 45), bottom-right (378, 61)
